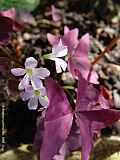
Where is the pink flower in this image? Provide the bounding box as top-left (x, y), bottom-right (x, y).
top-left (11, 57), bottom-right (50, 90)
top-left (20, 85), bottom-right (49, 110)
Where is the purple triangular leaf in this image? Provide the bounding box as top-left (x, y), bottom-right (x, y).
top-left (47, 33), bottom-right (59, 46)
top-left (76, 114), bottom-right (92, 160)
top-left (76, 73), bottom-right (99, 112)
top-left (33, 113), bottom-right (45, 159)
top-left (40, 78), bottom-right (73, 160)
top-left (79, 109), bottom-right (120, 125)
top-left (66, 121), bottom-right (82, 152)
top-left (68, 33), bottom-right (98, 83)
top-left (76, 109), bottom-right (120, 160)
top-left (40, 114), bottom-right (73, 160)
top-left (45, 78), bottom-right (72, 121)
top-left (62, 27), bottom-right (79, 54)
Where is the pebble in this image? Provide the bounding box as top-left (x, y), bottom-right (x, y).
top-left (113, 89), bottom-right (120, 108)
top-left (23, 33), bottom-right (32, 41)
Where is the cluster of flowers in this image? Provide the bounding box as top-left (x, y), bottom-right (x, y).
top-left (11, 26), bottom-right (98, 110)
top-left (11, 57), bottom-right (50, 109)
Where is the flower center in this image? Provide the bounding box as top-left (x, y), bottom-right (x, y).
top-left (26, 68), bottom-right (33, 76)
top-left (34, 90), bottom-right (40, 97)
top-left (44, 96), bottom-right (48, 101)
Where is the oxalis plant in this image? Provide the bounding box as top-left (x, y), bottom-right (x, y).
top-left (0, 7), bottom-right (120, 160)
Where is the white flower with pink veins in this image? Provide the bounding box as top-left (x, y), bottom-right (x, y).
top-left (11, 57), bottom-right (50, 90)
top-left (44, 39), bottom-right (68, 73)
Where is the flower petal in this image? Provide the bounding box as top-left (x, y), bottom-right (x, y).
top-left (40, 87), bottom-right (47, 97)
top-left (52, 39), bottom-right (68, 57)
top-left (18, 74), bottom-right (29, 90)
top-left (31, 77), bottom-right (43, 90)
top-left (55, 58), bottom-right (67, 73)
top-left (28, 97), bottom-right (38, 110)
top-left (39, 96), bottom-right (49, 107)
top-left (20, 86), bottom-right (33, 101)
top-left (34, 68), bottom-right (50, 79)
top-left (25, 57), bottom-right (37, 68)
top-left (55, 62), bottom-right (62, 73)
top-left (11, 68), bottom-right (25, 76)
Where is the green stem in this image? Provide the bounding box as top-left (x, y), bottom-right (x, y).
top-left (63, 85), bottom-right (74, 90)
top-left (42, 53), bottom-right (51, 59)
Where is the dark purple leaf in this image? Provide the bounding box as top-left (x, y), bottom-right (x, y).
top-left (7, 79), bottom-right (19, 98)
top-left (76, 114), bottom-right (92, 160)
top-left (0, 9), bottom-right (23, 44)
top-left (76, 109), bottom-right (120, 160)
top-left (79, 109), bottom-right (120, 125)
top-left (45, 78), bottom-right (72, 121)
top-left (0, 8), bottom-right (24, 33)
top-left (74, 72), bottom-right (120, 160)
top-left (0, 16), bottom-right (13, 44)
top-left (40, 78), bottom-right (73, 160)
top-left (36, 74), bottom-right (120, 160)
top-left (0, 57), bottom-right (11, 72)
top-left (66, 121), bottom-right (82, 152)
top-left (33, 112), bottom-right (45, 159)
top-left (68, 33), bottom-right (99, 84)
top-left (76, 73), bottom-right (99, 112)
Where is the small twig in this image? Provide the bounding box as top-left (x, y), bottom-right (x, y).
top-left (37, 19), bottom-right (61, 28)
top-left (0, 45), bottom-right (23, 66)
top-left (92, 34), bottom-right (120, 65)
